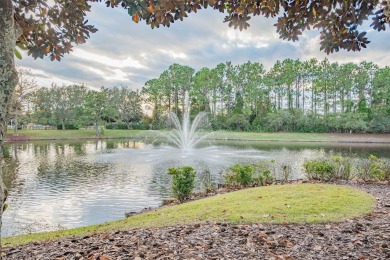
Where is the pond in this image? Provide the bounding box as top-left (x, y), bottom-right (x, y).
top-left (2, 139), bottom-right (390, 236)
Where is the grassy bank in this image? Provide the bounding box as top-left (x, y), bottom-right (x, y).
top-left (3, 184), bottom-right (375, 247)
top-left (8, 129), bottom-right (390, 143)
top-left (211, 132), bottom-right (333, 141)
top-left (12, 129), bottom-right (155, 140)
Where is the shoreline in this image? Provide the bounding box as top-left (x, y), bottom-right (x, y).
top-left (5, 133), bottom-right (390, 144)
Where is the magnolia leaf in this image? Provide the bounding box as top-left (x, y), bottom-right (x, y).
top-left (14, 49), bottom-right (22, 60)
top-left (132, 13), bottom-right (140, 23)
top-left (147, 4), bottom-right (154, 13)
top-left (128, 6), bottom-right (137, 16)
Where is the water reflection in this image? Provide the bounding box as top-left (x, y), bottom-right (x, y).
top-left (2, 139), bottom-right (390, 236)
top-left (2, 140), bottom-right (165, 236)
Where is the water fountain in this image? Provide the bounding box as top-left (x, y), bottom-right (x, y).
top-left (157, 92), bottom-right (263, 162)
top-left (163, 92), bottom-right (210, 152)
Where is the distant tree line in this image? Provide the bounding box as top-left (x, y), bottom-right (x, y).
top-left (12, 58), bottom-right (390, 134)
top-left (15, 84), bottom-right (144, 136)
top-left (142, 59), bottom-right (390, 133)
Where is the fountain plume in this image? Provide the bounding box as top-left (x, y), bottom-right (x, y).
top-left (163, 92), bottom-right (209, 151)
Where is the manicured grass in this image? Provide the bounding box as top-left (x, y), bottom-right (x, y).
top-left (3, 184), bottom-right (375, 247)
top-left (14, 130), bottom-right (328, 141)
top-left (12, 129), bottom-right (390, 143)
top-left (15, 129), bottom-right (157, 139)
top-left (210, 131), bottom-right (333, 141)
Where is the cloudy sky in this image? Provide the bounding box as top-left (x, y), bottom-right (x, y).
top-left (17, 3), bottom-right (390, 91)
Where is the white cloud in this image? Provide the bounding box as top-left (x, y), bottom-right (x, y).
top-left (224, 29), bottom-right (271, 49)
top-left (86, 66), bottom-right (130, 82)
top-left (72, 49), bottom-right (144, 69)
top-left (159, 49), bottom-right (187, 59)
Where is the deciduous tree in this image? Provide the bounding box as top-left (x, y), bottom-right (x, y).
top-left (108, 86), bottom-right (143, 129)
top-left (50, 84), bottom-right (87, 130)
top-left (10, 69), bottom-right (37, 135)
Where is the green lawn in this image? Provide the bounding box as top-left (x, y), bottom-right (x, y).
top-left (9, 129), bottom-right (389, 143)
top-left (15, 129), bottom-right (156, 139)
top-left (3, 184), bottom-right (375, 247)
top-left (210, 131), bottom-right (333, 141)
top-left (12, 130), bottom-right (333, 142)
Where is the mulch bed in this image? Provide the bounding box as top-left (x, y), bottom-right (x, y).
top-left (4, 182), bottom-right (390, 260)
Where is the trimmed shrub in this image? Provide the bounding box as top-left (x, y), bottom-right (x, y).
top-left (304, 155), bottom-right (388, 182)
top-left (303, 160), bottom-right (335, 181)
top-left (224, 164), bottom-right (256, 187)
top-left (331, 156), bottom-right (354, 180)
top-left (356, 155), bottom-right (389, 181)
top-left (168, 166), bottom-right (196, 202)
top-left (254, 161), bottom-right (274, 185)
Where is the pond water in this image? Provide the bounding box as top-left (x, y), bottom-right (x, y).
top-left (2, 139), bottom-right (390, 236)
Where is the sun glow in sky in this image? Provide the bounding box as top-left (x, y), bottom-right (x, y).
top-left (17, 3), bottom-right (390, 91)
